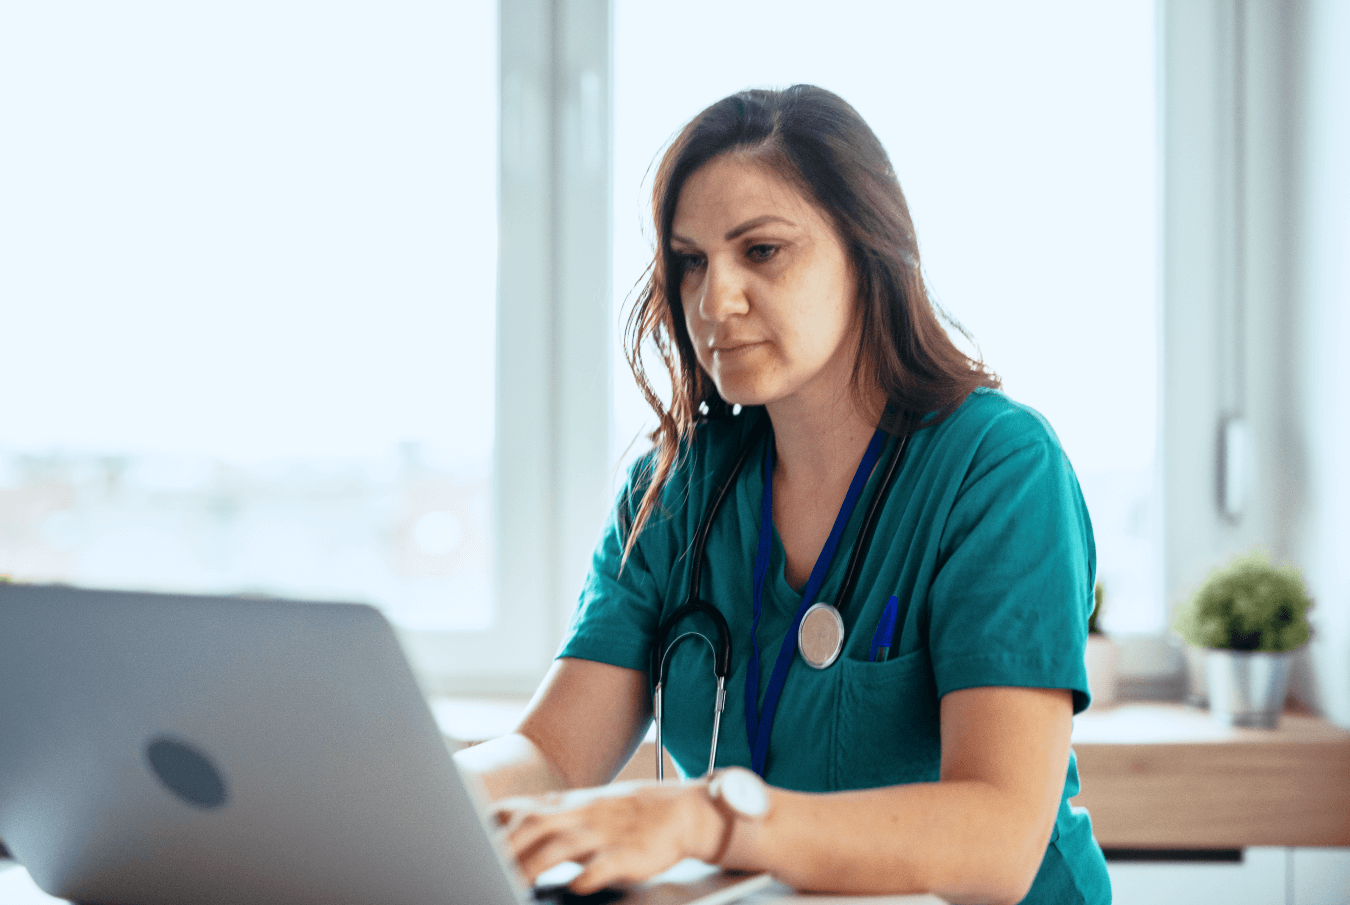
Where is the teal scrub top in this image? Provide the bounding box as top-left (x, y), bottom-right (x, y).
top-left (559, 388), bottom-right (1111, 905)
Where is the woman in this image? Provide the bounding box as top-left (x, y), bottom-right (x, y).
top-left (457, 85), bottom-right (1110, 905)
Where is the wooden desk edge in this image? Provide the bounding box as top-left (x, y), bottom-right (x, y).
top-left (1071, 705), bottom-right (1350, 848)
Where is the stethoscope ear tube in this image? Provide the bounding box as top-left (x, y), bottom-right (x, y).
top-left (684, 415), bottom-right (771, 612)
top-left (834, 428), bottom-right (910, 615)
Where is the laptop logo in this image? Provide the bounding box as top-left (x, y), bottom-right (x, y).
top-left (145, 737), bottom-right (229, 809)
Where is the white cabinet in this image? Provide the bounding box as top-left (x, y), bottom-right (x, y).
top-left (1108, 848), bottom-right (1350, 905)
top-left (1292, 848), bottom-right (1350, 905)
top-left (1109, 848), bottom-right (1285, 905)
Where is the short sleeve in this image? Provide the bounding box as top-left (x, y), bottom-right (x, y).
top-left (925, 410), bottom-right (1096, 713)
top-left (556, 415), bottom-right (758, 676)
top-left (557, 454), bottom-right (669, 673)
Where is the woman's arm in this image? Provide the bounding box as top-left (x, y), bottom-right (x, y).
top-left (454, 657), bottom-right (653, 800)
top-left (503, 684), bottom-right (1072, 905)
top-left (721, 685), bottom-right (1072, 904)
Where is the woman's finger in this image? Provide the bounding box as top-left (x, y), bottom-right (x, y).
top-left (497, 781), bottom-right (708, 890)
top-left (568, 846), bottom-right (681, 896)
top-left (507, 808), bottom-right (585, 859)
top-left (566, 801), bottom-right (694, 892)
top-left (493, 790), bottom-right (565, 824)
top-left (568, 852), bottom-right (631, 896)
top-left (494, 785), bottom-right (616, 853)
top-left (514, 820), bottom-right (604, 884)
top-left (511, 798), bottom-right (643, 885)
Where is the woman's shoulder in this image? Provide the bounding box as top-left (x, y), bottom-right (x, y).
top-left (928, 387), bottom-right (1066, 456)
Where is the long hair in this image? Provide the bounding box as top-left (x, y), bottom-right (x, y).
top-left (622, 85), bottom-right (999, 562)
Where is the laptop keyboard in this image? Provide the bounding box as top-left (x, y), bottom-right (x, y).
top-left (532, 884), bottom-right (625, 905)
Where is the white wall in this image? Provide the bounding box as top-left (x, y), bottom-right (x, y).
top-left (1162, 0), bottom-right (1348, 728)
top-left (1290, 0), bottom-right (1350, 728)
top-left (1160, 0), bottom-right (1289, 683)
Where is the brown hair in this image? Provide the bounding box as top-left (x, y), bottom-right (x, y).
top-left (622, 85), bottom-right (999, 561)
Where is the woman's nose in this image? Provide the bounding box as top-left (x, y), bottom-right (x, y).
top-left (697, 259), bottom-right (749, 322)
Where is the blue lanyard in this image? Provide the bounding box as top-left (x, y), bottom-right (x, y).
top-left (744, 427), bottom-right (888, 776)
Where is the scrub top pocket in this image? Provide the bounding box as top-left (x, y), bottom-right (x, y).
top-left (834, 646), bottom-right (941, 790)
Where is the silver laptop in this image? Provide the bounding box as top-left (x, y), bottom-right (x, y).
top-left (0, 584), bottom-right (771, 905)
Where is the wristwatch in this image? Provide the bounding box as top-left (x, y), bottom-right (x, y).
top-left (708, 766), bottom-right (770, 821)
top-left (705, 767), bottom-right (770, 864)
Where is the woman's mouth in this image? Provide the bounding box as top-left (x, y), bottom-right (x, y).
top-left (713, 341), bottom-right (763, 356)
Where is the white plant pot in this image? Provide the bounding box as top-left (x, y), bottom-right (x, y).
top-left (1084, 634), bottom-right (1119, 709)
top-left (1205, 648), bottom-right (1294, 728)
top-left (1185, 644), bottom-right (1209, 706)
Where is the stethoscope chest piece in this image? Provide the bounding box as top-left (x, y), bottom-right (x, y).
top-left (798, 602), bottom-right (844, 669)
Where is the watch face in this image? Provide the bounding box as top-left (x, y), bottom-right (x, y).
top-left (720, 768), bottom-right (770, 818)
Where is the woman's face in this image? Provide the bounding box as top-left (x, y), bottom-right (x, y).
top-left (672, 154), bottom-right (860, 415)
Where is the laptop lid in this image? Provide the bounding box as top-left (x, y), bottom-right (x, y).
top-left (0, 584), bottom-right (528, 905)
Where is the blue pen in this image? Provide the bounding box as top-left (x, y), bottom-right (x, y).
top-left (869, 595), bottom-right (900, 662)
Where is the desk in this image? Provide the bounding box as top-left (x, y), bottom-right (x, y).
top-left (0, 857), bottom-right (944, 904)
top-left (1069, 703), bottom-right (1350, 848)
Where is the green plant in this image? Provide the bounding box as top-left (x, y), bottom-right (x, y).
top-left (1089, 582), bottom-right (1104, 635)
top-left (1172, 552), bottom-right (1313, 652)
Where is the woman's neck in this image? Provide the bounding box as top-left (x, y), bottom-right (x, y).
top-left (764, 383), bottom-right (886, 591)
top-left (765, 384), bottom-right (885, 489)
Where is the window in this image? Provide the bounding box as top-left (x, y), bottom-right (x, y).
top-left (611, 0), bottom-right (1161, 633)
top-left (0, 5), bottom-right (498, 630)
top-left (2, 2), bottom-right (1165, 696)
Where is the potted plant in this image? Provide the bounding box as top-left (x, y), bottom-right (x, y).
top-left (1172, 551), bottom-right (1314, 727)
top-left (1083, 582), bottom-right (1118, 709)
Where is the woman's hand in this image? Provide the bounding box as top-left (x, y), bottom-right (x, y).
top-left (495, 780), bottom-right (728, 895)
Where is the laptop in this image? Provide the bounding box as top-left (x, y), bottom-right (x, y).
top-left (0, 584), bottom-right (773, 905)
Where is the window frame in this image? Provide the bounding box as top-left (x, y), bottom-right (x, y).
top-left (406, 0), bottom-right (613, 696)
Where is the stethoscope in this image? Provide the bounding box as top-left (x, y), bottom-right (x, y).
top-left (650, 412), bottom-right (911, 780)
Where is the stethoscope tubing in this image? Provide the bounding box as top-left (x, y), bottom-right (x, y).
top-left (653, 630), bottom-right (726, 780)
top-left (681, 416), bottom-right (773, 624)
top-left (650, 416), bottom-right (768, 781)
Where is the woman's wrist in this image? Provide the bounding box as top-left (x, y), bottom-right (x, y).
top-left (692, 768), bottom-right (775, 867)
top-left (681, 779), bottom-right (734, 864)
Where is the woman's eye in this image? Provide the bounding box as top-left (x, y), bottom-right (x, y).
top-left (746, 244), bottom-right (778, 262)
top-left (677, 252), bottom-right (705, 274)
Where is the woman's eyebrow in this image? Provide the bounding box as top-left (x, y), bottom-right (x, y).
top-left (725, 215), bottom-right (796, 240)
top-left (670, 215), bottom-right (798, 247)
